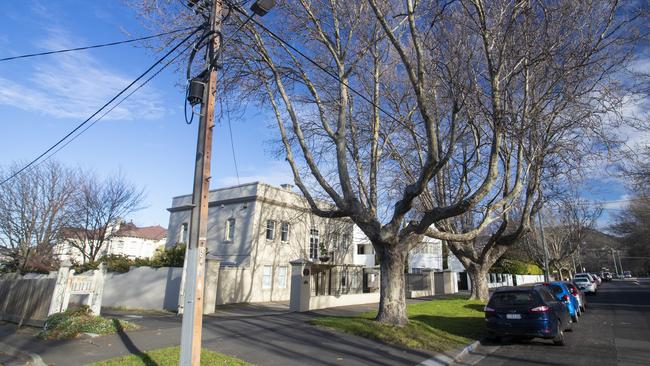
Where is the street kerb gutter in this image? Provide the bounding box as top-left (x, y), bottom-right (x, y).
top-left (416, 340), bottom-right (499, 366)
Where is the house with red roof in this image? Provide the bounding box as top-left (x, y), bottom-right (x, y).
top-left (55, 221), bottom-right (167, 263)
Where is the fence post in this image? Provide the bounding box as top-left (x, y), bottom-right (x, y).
top-left (289, 259), bottom-right (312, 312)
top-left (89, 263), bottom-right (106, 315)
top-left (48, 262), bottom-right (72, 316)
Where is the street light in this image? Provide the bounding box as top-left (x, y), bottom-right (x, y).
top-left (250, 0), bottom-right (275, 16)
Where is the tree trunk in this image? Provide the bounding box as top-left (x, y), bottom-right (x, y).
top-left (468, 263), bottom-right (490, 301)
top-left (375, 246), bottom-right (408, 326)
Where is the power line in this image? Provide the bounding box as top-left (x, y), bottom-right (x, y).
top-left (36, 41), bottom-right (196, 168)
top-left (0, 26), bottom-right (204, 187)
top-left (229, 4), bottom-right (405, 126)
top-left (0, 27), bottom-right (197, 62)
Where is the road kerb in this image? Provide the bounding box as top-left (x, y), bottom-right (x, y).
top-left (416, 340), bottom-right (498, 366)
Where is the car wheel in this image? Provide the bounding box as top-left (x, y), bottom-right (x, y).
top-left (580, 305), bottom-right (585, 312)
top-left (486, 332), bottom-right (500, 343)
top-left (565, 318), bottom-right (573, 332)
top-left (572, 313), bottom-right (579, 323)
top-left (553, 322), bottom-right (565, 346)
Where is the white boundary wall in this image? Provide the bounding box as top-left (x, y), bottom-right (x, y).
top-left (308, 293), bottom-right (380, 311)
top-left (102, 267), bottom-right (182, 311)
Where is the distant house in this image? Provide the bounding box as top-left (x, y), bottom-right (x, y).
top-left (166, 182), bottom-right (360, 304)
top-left (55, 221), bottom-right (167, 263)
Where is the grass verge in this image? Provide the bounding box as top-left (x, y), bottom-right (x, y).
top-left (38, 306), bottom-right (139, 340)
top-left (87, 346), bottom-right (252, 366)
top-left (310, 296), bottom-right (485, 353)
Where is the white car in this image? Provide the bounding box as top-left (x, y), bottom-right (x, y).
top-left (574, 273), bottom-right (598, 289)
top-left (573, 277), bottom-right (597, 294)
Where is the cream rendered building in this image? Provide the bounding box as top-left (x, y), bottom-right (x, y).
top-left (166, 182), bottom-right (359, 305)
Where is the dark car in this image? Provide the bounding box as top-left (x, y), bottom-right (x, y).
top-left (602, 272), bottom-right (613, 282)
top-left (485, 286), bottom-right (572, 345)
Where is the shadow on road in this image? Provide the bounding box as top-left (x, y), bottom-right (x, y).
top-left (113, 319), bottom-right (156, 366)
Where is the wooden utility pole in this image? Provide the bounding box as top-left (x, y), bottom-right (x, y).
top-left (179, 0), bottom-right (221, 364)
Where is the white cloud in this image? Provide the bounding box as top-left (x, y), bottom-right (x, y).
top-left (0, 29), bottom-right (165, 121)
top-left (215, 161), bottom-right (294, 188)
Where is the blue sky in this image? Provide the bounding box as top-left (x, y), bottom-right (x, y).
top-left (0, 1), bottom-right (643, 230)
top-left (0, 0), bottom-right (293, 227)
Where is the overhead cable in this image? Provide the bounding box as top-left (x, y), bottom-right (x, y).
top-left (229, 4), bottom-right (405, 126)
top-left (0, 26), bottom-right (198, 62)
top-left (0, 25), bottom-right (204, 186)
top-left (36, 41), bottom-right (196, 168)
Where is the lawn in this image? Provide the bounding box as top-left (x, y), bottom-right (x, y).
top-left (310, 296), bottom-right (486, 353)
top-left (87, 346), bottom-right (252, 366)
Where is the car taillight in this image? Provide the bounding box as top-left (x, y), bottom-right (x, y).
top-left (569, 287), bottom-right (578, 295)
top-left (562, 295), bottom-right (569, 302)
top-left (529, 305), bottom-right (550, 313)
top-left (484, 306), bottom-right (496, 313)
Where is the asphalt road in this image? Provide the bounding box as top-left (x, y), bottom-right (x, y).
top-left (467, 279), bottom-right (650, 366)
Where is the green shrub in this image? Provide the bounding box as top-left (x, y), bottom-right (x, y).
top-left (71, 245), bottom-right (185, 274)
top-left (71, 261), bottom-right (99, 274)
top-left (38, 306), bottom-right (138, 340)
top-left (152, 244), bottom-right (185, 267)
top-left (492, 259), bottom-right (543, 275)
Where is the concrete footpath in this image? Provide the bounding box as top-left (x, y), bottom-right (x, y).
top-left (0, 297), bottom-right (488, 366)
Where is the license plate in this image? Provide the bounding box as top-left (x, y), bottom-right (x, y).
top-left (506, 314), bottom-right (522, 320)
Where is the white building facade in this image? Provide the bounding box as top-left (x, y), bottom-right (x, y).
top-left (166, 182), bottom-right (359, 304)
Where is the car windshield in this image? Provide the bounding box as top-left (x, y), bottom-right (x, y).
top-left (490, 291), bottom-right (535, 306)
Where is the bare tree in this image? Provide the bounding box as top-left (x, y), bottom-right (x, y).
top-left (413, 0), bottom-right (636, 300)
top-left (0, 162), bottom-right (77, 272)
top-left (65, 174), bottom-right (145, 263)
top-left (130, 0), bottom-right (638, 324)
top-left (523, 199), bottom-right (602, 280)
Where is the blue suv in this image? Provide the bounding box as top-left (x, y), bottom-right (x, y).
top-left (485, 286), bottom-right (571, 345)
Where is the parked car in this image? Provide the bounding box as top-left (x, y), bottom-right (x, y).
top-left (573, 277), bottom-right (597, 294)
top-left (522, 282), bottom-right (580, 322)
top-left (602, 272), bottom-right (613, 281)
top-left (563, 281), bottom-right (586, 313)
top-left (624, 271), bottom-right (632, 278)
top-left (574, 273), bottom-right (598, 289)
top-left (591, 274), bottom-right (602, 285)
top-left (485, 286), bottom-right (572, 345)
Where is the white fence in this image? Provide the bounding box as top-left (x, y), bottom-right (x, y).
top-left (487, 273), bottom-right (546, 289)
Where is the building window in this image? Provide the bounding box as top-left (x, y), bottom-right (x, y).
top-left (225, 218), bottom-right (236, 242)
top-left (341, 234), bottom-right (350, 251)
top-left (341, 270), bottom-right (347, 288)
top-left (280, 222), bottom-right (290, 242)
top-left (331, 233), bottom-right (339, 250)
top-left (278, 266), bottom-right (288, 289)
top-left (262, 265), bottom-right (272, 289)
top-left (266, 220), bottom-right (276, 240)
top-left (309, 228), bottom-right (319, 260)
top-left (357, 244), bottom-right (364, 255)
top-left (179, 223), bottom-right (188, 244)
